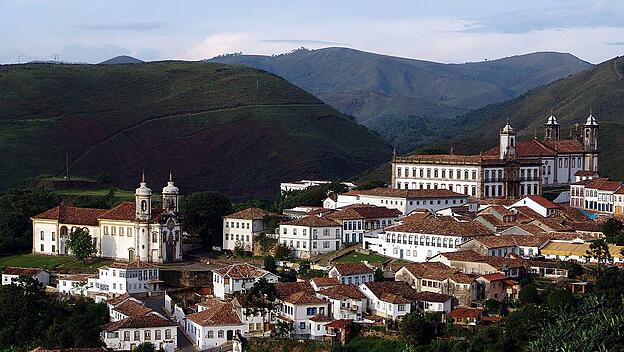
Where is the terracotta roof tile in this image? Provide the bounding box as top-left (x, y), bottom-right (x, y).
top-left (328, 204), bottom-right (401, 220)
top-left (107, 293), bottom-right (130, 306)
top-left (436, 250), bottom-right (526, 270)
top-left (363, 281), bottom-right (416, 303)
top-left (448, 273), bottom-right (478, 284)
top-left (331, 263), bottom-right (374, 276)
top-left (449, 307), bottom-right (483, 319)
top-left (401, 262), bottom-right (457, 281)
top-left (585, 178), bottom-right (622, 192)
top-left (542, 140), bottom-right (585, 153)
top-left (225, 207), bottom-right (278, 220)
top-left (101, 315), bottom-right (175, 332)
top-left (477, 273), bottom-right (507, 282)
top-left (282, 215), bottom-right (340, 227)
top-left (187, 301), bottom-right (242, 326)
top-left (284, 291), bottom-right (326, 305)
top-left (112, 300), bottom-right (153, 317)
top-left (32, 205), bottom-right (107, 226)
top-left (310, 277), bottom-right (340, 287)
top-left (319, 284), bottom-right (366, 300)
top-left (389, 216), bottom-right (492, 236)
top-left (325, 319), bottom-right (352, 329)
top-left (2, 267), bottom-right (47, 276)
top-left (309, 314), bottom-right (333, 322)
top-left (213, 263), bottom-right (272, 279)
top-left (466, 235), bottom-right (548, 249)
top-left (275, 282), bottom-right (314, 300)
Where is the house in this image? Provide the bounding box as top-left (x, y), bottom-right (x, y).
top-left (476, 273), bottom-right (520, 301)
top-left (332, 188), bottom-right (469, 215)
top-left (364, 216), bottom-right (492, 262)
top-left (231, 294), bottom-right (272, 336)
top-left (317, 284), bottom-right (368, 321)
top-left (101, 314), bottom-right (177, 352)
top-left (459, 235), bottom-right (548, 258)
top-left (212, 263), bottom-right (278, 299)
top-left (358, 281), bottom-right (417, 320)
top-left (185, 299), bottom-right (246, 350)
top-left (276, 291), bottom-right (330, 338)
top-left (394, 263), bottom-right (477, 306)
top-left (110, 299), bottom-right (154, 321)
top-left (279, 216), bottom-right (342, 258)
top-left (87, 261), bottom-right (162, 297)
top-left (58, 274), bottom-right (94, 296)
top-left (411, 292), bottom-right (454, 314)
top-left (326, 204), bottom-right (401, 244)
top-left (310, 277), bottom-right (340, 292)
top-left (328, 263), bottom-right (375, 285)
top-left (511, 195), bottom-right (560, 217)
top-left (526, 260), bottom-right (569, 279)
top-left (570, 178), bottom-right (622, 214)
top-left (448, 307), bottom-right (484, 325)
top-left (429, 250), bottom-right (527, 278)
top-left (223, 207), bottom-right (279, 252)
top-left (1, 267), bottom-right (50, 286)
top-left (32, 174), bottom-right (183, 263)
top-left (540, 240), bottom-right (624, 264)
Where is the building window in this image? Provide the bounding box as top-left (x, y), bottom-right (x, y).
top-left (134, 331), bottom-right (140, 341)
top-left (207, 330), bottom-right (214, 338)
top-left (124, 331), bottom-right (130, 341)
top-left (218, 330), bottom-right (224, 338)
top-left (152, 232), bottom-right (158, 243)
top-left (40, 244), bottom-right (44, 252)
top-left (165, 329), bottom-right (171, 339)
top-left (155, 330), bottom-right (161, 340)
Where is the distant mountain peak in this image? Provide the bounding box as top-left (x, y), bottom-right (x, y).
top-left (99, 55), bottom-right (144, 65)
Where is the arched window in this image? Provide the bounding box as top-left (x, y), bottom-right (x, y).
top-left (485, 170), bottom-right (490, 180)
top-left (464, 170), bottom-right (469, 179)
top-left (141, 200), bottom-right (147, 211)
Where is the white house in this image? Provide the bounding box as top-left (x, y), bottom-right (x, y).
top-left (276, 291), bottom-right (330, 337)
top-left (316, 284), bottom-right (367, 321)
top-left (459, 235), bottom-right (548, 258)
top-left (511, 195), bottom-right (560, 217)
top-left (87, 261), bottom-right (162, 297)
top-left (411, 291), bottom-right (454, 314)
top-left (358, 281), bottom-right (417, 320)
top-left (32, 174), bottom-right (183, 263)
top-left (58, 274), bottom-right (94, 296)
top-left (326, 204), bottom-right (401, 244)
top-left (330, 188), bottom-right (469, 215)
top-left (570, 177), bottom-right (622, 214)
top-left (223, 207), bottom-right (278, 252)
top-left (110, 299), bottom-right (155, 322)
top-left (101, 314), bottom-right (177, 352)
top-left (1, 267), bottom-right (50, 286)
top-left (212, 263), bottom-right (278, 300)
top-left (279, 216), bottom-right (342, 258)
top-left (363, 216), bottom-right (492, 262)
top-left (186, 299), bottom-right (247, 350)
top-left (328, 263), bottom-right (375, 285)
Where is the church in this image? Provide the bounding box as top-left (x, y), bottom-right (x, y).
top-left (31, 173), bottom-right (183, 263)
top-left (391, 112), bottom-right (599, 199)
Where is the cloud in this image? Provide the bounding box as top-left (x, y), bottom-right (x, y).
top-left (261, 39), bottom-right (349, 46)
top-left (76, 22), bottom-right (165, 31)
top-left (606, 41), bottom-right (624, 46)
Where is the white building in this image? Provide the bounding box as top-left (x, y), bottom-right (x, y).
top-left (101, 314), bottom-right (177, 352)
top-left (223, 207), bottom-right (278, 252)
top-left (1, 267), bottom-right (50, 286)
top-left (185, 299), bottom-right (247, 349)
top-left (31, 173), bottom-right (183, 263)
top-left (212, 263), bottom-right (278, 300)
top-left (363, 216), bottom-right (492, 262)
top-left (328, 188), bottom-right (469, 215)
top-left (570, 177), bottom-right (622, 214)
top-left (58, 274), bottom-right (93, 296)
top-left (511, 195), bottom-right (561, 217)
top-left (358, 281), bottom-right (416, 321)
top-left (328, 263), bottom-right (375, 285)
top-left (280, 180), bottom-right (356, 193)
top-left (87, 261), bottom-right (162, 297)
top-left (279, 216), bottom-right (342, 258)
top-left (412, 292), bottom-right (454, 314)
top-left (326, 204), bottom-right (401, 244)
top-left (276, 291), bottom-right (330, 337)
top-left (316, 284), bottom-right (367, 321)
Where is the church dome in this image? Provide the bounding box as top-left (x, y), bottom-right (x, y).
top-left (135, 172), bottom-right (152, 196)
top-left (162, 181), bottom-right (179, 195)
top-left (501, 122), bottom-right (516, 133)
top-left (585, 113), bottom-right (598, 126)
top-left (546, 114), bottom-right (558, 125)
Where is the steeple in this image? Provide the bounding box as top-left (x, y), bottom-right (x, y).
top-left (135, 171), bottom-right (152, 221)
top-left (162, 171), bottom-right (180, 213)
top-left (499, 121), bottom-right (517, 160)
top-left (544, 109), bottom-right (560, 141)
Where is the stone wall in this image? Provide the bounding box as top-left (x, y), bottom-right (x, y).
top-left (159, 269), bottom-right (213, 288)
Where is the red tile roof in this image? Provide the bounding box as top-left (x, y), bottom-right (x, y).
top-left (585, 178), bottom-right (622, 192)
top-left (2, 267), bottom-right (47, 276)
top-left (542, 140), bottom-right (584, 153)
top-left (107, 293), bottom-right (131, 306)
top-left (213, 263), bottom-right (271, 279)
top-left (477, 273), bottom-right (507, 282)
top-left (187, 301), bottom-right (242, 326)
top-left (284, 291), bottom-right (326, 305)
top-left (388, 216), bottom-right (492, 237)
top-left (112, 300), bottom-right (153, 317)
top-left (411, 291), bottom-right (453, 303)
top-left (448, 273), bottom-right (478, 284)
top-left (282, 215), bottom-right (340, 227)
top-left (436, 250), bottom-right (527, 270)
top-left (466, 235), bottom-right (548, 249)
top-left (225, 207), bottom-right (278, 220)
top-left (32, 205), bottom-right (107, 226)
top-left (99, 202), bottom-right (136, 221)
top-left (330, 263), bottom-right (374, 276)
top-left (310, 277), bottom-right (340, 287)
top-left (363, 281), bottom-right (417, 304)
top-left (328, 204), bottom-right (401, 220)
top-left (448, 307), bottom-right (483, 319)
top-left (101, 314), bottom-right (175, 331)
top-left (309, 314), bottom-right (333, 322)
top-left (484, 139), bottom-right (584, 158)
top-left (325, 319), bottom-right (353, 329)
top-left (400, 262), bottom-right (457, 281)
top-left (275, 282), bottom-right (314, 300)
top-left (319, 284), bottom-right (367, 300)
top-left (524, 195), bottom-right (560, 209)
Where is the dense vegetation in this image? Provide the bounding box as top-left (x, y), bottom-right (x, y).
top-left (0, 61), bottom-right (391, 198)
top-left (0, 277), bottom-right (108, 351)
top-left (211, 47), bottom-right (591, 152)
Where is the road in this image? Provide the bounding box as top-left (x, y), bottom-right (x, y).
top-left (142, 295), bottom-right (196, 352)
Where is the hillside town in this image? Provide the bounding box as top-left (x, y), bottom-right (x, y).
top-left (4, 115), bottom-right (624, 352)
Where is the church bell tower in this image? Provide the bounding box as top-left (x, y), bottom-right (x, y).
top-left (499, 121), bottom-right (517, 160)
top-left (162, 171), bottom-right (179, 213)
top-left (135, 171), bottom-right (152, 221)
top-left (544, 111), bottom-right (560, 141)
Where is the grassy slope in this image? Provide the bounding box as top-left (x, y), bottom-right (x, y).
top-left (0, 62), bottom-right (391, 197)
top-left (448, 56), bottom-right (624, 180)
top-left (211, 48), bottom-right (592, 151)
top-left (0, 254), bottom-right (112, 270)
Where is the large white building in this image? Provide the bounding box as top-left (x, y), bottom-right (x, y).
top-left (223, 207), bottom-right (278, 252)
top-left (325, 188), bottom-right (469, 215)
top-left (32, 173), bottom-right (183, 263)
top-left (212, 263), bottom-right (278, 299)
top-left (363, 216), bottom-right (492, 262)
top-left (185, 299), bottom-right (247, 350)
top-left (279, 216), bottom-right (342, 258)
top-left (326, 204), bottom-right (401, 244)
top-left (87, 261), bottom-right (162, 297)
top-left (570, 177), bottom-right (622, 214)
top-left (101, 314), bottom-right (177, 352)
top-left (391, 114), bottom-right (599, 198)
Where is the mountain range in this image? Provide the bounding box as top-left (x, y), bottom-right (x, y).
top-left (209, 47), bottom-right (593, 152)
top-left (0, 61), bottom-right (390, 198)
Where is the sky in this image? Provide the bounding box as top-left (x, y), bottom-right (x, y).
top-left (1, 0), bottom-right (624, 64)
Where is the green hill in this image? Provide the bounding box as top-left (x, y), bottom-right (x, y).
top-left (0, 61), bottom-right (391, 198)
top-left (210, 48), bottom-right (592, 151)
top-left (99, 55), bottom-right (144, 64)
top-left (448, 56), bottom-right (624, 180)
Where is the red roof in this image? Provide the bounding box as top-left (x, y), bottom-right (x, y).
top-left (388, 216), bottom-right (492, 237)
top-left (319, 284), bottom-right (367, 300)
top-left (484, 139), bottom-right (583, 158)
top-left (113, 301), bottom-right (153, 317)
top-left (524, 195), bottom-right (560, 209)
top-left (330, 263), bottom-right (374, 276)
top-left (187, 301), bottom-right (242, 326)
top-left (2, 267), bottom-right (47, 276)
top-left (225, 207), bottom-right (278, 220)
top-left (282, 215), bottom-right (340, 227)
top-left (585, 178), bottom-right (622, 192)
top-left (213, 263), bottom-right (271, 279)
top-left (101, 315), bottom-right (175, 331)
top-left (325, 319), bottom-right (353, 329)
top-left (328, 204), bottom-right (401, 220)
top-left (362, 281), bottom-right (417, 304)
top-left (477, 273), bottom-right (507, 282)
top-left (32, 205), bottom-right (107, 226)
top-left (275, 282), bottom-right (314, 300)
top-left (284, 291), bottom-right (326, 305)
top-left (449, 307), bottom-right (483, 319)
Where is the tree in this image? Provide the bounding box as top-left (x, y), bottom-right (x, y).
top-left (180, 191), bottom-right (231, 247)
top-left (399, 311), bottom-right (432, 346)
top-left (518, 284), bottom-right (538, 305)
top-left (355, 180), bottom-right (387, 190)
top-left (134, 342), bottom-right (156, 352)
top-left (547, 289), bottom-right (574, 310)
top-left (585, 239), bottom-right (612, 277)
top-left (602, 217), bottom-right (624, 245)
top-left (250, 278), bottom-right (278, 302)
top-left (66, 228), bottom-right (97, 263)
top-left (274, 321), bottom-right (290, 338)
top-left (233, 240), bottom-right (246, 257)
top-left (374, 267), bottom-right (385, 281)
top-left (298, 260), bottom-right (310, 276)
top-left (273, 181), bottom-right (347, 212)
top-left (264, 255), bottom-right (277, 273)
top-left (0, 277), bottom-right (45, 349)
top-left (273, 243), bottom-right (291, 260)
top-left (484, 299), bottom-right (501, 314)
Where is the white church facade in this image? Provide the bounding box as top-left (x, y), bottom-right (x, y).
top-left (31, 173), bottom-right (183, 263)
top-left (391, 113), bottom-right (599, 199)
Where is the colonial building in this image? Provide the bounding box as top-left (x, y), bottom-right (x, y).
top-left (391, 114), bottom-right (599, 198)
top-left (278, 216), bottom-right (342, 258)
top-left (212, 263), bottom-right (278, 300)
top-left (222, 207), bottom-right (278, 252)
top-left (87, 261), bottom-right (162, 297)
top-left (570, 177), bottom-right (622, 214)
top-left (326, 204), bottom-right (401, 244)
top-left (1, 267), bottom-right (50, 286)
top-left (31, 173), bottom-right (183, 263)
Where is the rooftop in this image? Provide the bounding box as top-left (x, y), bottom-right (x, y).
top-left (101, 315), bottom-right (175, 332)
top-left (388, 216), bottom-right (492, 237)
top-left (112, 300), bottom-right (153, 317)
top-left (319, 284), bottom-right (367, 300)
top-left (331, 263), bottom-right (374, 276)
top-left (347, 188), bottom-right (467, 199)
top-left (186, 301), bottom-right (242, 326)
top-left (363, 281), bottom-right (417, 304)
top-left (225, 207), bottom-right (278, 220)
top-left (213, 263), bottom-right (272, 279)
top-left (2, 267), bottom-right (47, 276)
top-left (32, 205), bottom-right (107, 226)
top-left (328, 204), bottom-right (402, 220)
top-left (281, 215), bottom-right (340, 227)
